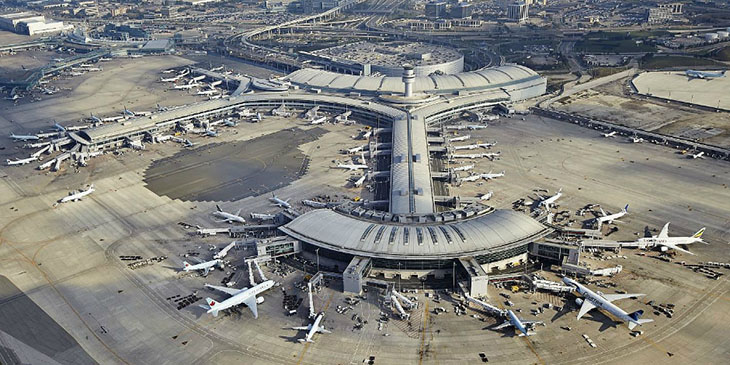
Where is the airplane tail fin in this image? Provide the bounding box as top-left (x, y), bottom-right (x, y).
top-left (628, 309), bottom-right (647, 322)
top-left (205, 298), bottom-right (220, 317)
top-left (183, 261), bottom-right (190, 268)
top-left (623, 204), bottom-right (629, 212)
top-left (628, 311), bottom-right (652, 330)
top-left (693, 227), bottom-right (706, 239)
top-left (216, 204), bottom-right (222, 212)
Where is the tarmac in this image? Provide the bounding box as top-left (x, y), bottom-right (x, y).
top-left (633, 71), bottom-right (730, 110)
top-left (0, 60), bottom-right (728, 363)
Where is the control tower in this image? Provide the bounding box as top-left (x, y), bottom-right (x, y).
top-left (402, 64), bottom-right (415, 98)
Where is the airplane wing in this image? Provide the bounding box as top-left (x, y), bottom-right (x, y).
top-left (291, 326), bottom-right (310, 331)
top-left (520, 319), bottom-right (543, 327)
top-left (576, 300), bottom-right (596, 320)
top-left (661, 242), bottom-right (695, 255)
top-left (205, 284), bottom-right (247, 296)
top-left (319, 328), bottom-right (332, 334)
top-left (601, 293), bottom-right (644, 302)
top-left (657, 222), bottom-right (670, 238)
top-left (203, 267), bottom-right (211, 276)
top-left (493, 321), bottom-right (512, 330)
top-left (244, 295), bottom-right (259, 318)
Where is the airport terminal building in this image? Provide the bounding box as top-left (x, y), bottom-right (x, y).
top-left (64, 62), bottom-right (548, 295)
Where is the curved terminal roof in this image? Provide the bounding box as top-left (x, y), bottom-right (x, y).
top-left (284, 64), bottom-right (542, 95)
top-left (279, 208), bottom-right (550, 260)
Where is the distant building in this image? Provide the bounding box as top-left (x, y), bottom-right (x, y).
top-left (0, 12), bottom-right (71, 35)
top-left (103, 23), bottom-right (148, 40)
top-left (110, 7), bottom-right (128, 17)
top-left (507, 2), bottom-right (529, 23)
top-left (301, 0), bottom-right (346, 13)
top-left (647, 3), bottom-right (682, 24)
top-left (425, 1), bottom-right (448, 18)
top-left (450, 3), bottom-right (472, 19)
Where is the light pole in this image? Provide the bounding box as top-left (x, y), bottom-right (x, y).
top-left (398, 262), bottom-right (401, 292)
top-left (315, 248), bottom-right (320, 273)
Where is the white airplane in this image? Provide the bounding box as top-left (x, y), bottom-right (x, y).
top-left (460, 174), bottom-right (481, 183)
top-left (493, 310), bottom-right (542, 337)
top-left (250, 212), bottom-right (276, 221)
top-left (160, 75), bottom-right (182, 82)
top-left (453, 144), bottom-right (479, 151)
top-left (479, 191), bottom-right (493, 201)
top-left (346, 145), bottom-right (367, 154)
top-left (467, 125), bottom-right (488, 130)
top-left (98, 57), bottom-right (112, 62)
top-left (53, 123), bottom-right (66, 133)
top-left (630, 137), bottom-right (644, 143)
top-left (200, 280), bottom-right (275, 318)
top-left (292, 312), bottom-right (331, 343)
top-left (535, 188), bottom-right (562, 208)
top-left (214, 241), bottom-right (237, 260)
top-left (310, 116), bottom-right (327, 125)
top-left (687, 151), bottom-right (705, 159)
top-left (269, 194), bottom-right (291, 209)
top-left (685, 69), bottom-right (725, 80)
top-left (5, 94), bottom-right (21, 101)
top-left (210, 80), bottom-right (223, 87)
top-left (603, 131), bottom-right (617, 138)
top-left (190, 75), bottom-right (206, 82)
top-left (162, 68), bottom-right (176, 74)
top-left (173, 83), bottom-right (200, 90)
top-left (213, 205), bottom-right (246, 223)
top-left (476, 142), bottom-right (496, 149)
top-left (9, 133), bottom-right (39, 141)
top-left (336, 162), bottom-right (368, 171)
top-left (122, 106), bottom-right (137, 117)
top-left (182, 259), bottom-right (222, 276)
top-left (6, 156), bottom-right (37, 166)
top-left (354, 174), bottom-right (367, 187)
top-left (449, 135), bottom-right (471, 142)
top-left (481, 170), bottom-right (505, 181)
top-left (59, 185), bottom-right (95, 203)
top-left (596, 204), bottom-right (628, 225)
top-left (452, 164), bottom-right (474, 172)
top-left (637, 223), bottom-right (706, 255)
top-left (562, 277), bottom-right (652, 331)
top-left (197, 89), bottom-right (217, 96)
top-left (210, 66), bottom-right (224, 72)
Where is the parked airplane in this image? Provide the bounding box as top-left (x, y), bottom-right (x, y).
top-left (190, 75), bottom-right (206, 82)
top-left (200, 280), bottom-right (275, 318)
top-left (335, 162), bottom-right (368, 171)
top-left (452, 164), bottom-right (475, 172)
top-left (269, 194), bottom-right (291, 209)
top-left (603, 131), bottom-right (617, 138)
top-left (687, 151), bottom-right (705, 159)
top-left (596, 204), bottom-right (628, 225)
top-left (481, 170), bottom-right (505, 181)
top-left (460, 174), bottom-right (481, 183)
top-left (685, 69), bottom-right (726, 80)
top-left (630, 136), bottom-right (644, 143)
top-left (59, 185), bottom-right (95, 203)
top-left (182, 259), bottom-right (222, 276)
top-left (160, 75), bottom-right (182, 82)
top-left (476, 142), bottom-right (496, 149)
top-left (562, 277), bottom-right (652, 330)
top-left (197, 89), bottom-right (218, 96)
top-left (346, 145), bottom-right (367, 154)
top-left (6, 156), bottom-right (37, 166)
top-left (479, 191), bottom-right (494, 201)
top-left (493, 310), bottom-right (542, 336)
top-left (293, 312), bottom-right (331, 342)
top-left (162, 68), bottom-right (176, 74)
top-left (9, 133), bottom-right (39, 141)
top-left (637, 222), bottom-right (706, 255)
top-left (210, 80), bottom-right (223, 87)
top-left (173, 83), bottom-right (200, 90)
top-left (467, 125), bottom-right (487, 130)
top-left (213, 205), bottom-right (246, 223)
top-left (5, 94), bottom-right (21, 101)
top-left (250, 212), bottom-right (276, 221)
top-left (449, 135), bottom-right (471, 142)
top-left (535, 188), bottom-right (562, 208)
top-left (214, 241), bottom-right (237, 260)
top-left (53, 123), bottom-right (66, 133)
top-left (310, 116), bottom-right (327, 125)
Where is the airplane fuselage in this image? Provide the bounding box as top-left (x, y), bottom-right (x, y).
top-left (563, 278), bottom-right (641, 328)
top-left (208, 280), bottom-right (274, 314)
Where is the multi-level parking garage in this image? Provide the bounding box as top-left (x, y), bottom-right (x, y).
top-left (66, 61), bottom-right (547, 295)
